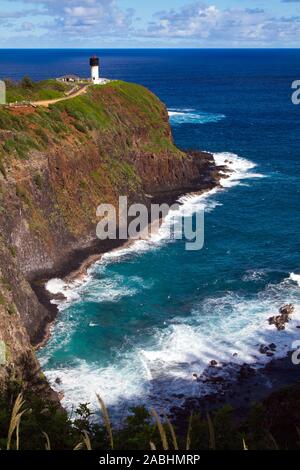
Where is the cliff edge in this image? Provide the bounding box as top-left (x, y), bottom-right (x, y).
top-left (0, 81), bottom-right (220, 394)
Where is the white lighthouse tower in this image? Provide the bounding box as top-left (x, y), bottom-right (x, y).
top-left (90, 56), bottom-right (101, 84)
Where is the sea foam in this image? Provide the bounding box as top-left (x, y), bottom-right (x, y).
top-left (213, 152), bottom-right (265, 188)
top-left (40, 152), bottom-right (286, 422)
top-left (168, 108), bottom-right (225, 126)
top-left (45, 152), bottom-right (263, 302)
top-left (290, 272), bottom-right (300, 287)
top-left (43, 274), bottom-right (300, 421)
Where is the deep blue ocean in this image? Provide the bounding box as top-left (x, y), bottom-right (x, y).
top-left (1, 49), bottom-right (300, 418)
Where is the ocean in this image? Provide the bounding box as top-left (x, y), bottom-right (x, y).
top-left (1, 49), bottom-right (300, 420)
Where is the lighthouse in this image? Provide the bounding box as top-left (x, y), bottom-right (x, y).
top-left (90, 56), bottom-right (101, 84)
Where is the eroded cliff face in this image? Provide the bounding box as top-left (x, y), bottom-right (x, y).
top-left (0, 81), bottom-right (219, 393)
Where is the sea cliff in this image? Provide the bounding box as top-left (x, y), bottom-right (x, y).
top-left (0, 81), bottom-right (221, 395)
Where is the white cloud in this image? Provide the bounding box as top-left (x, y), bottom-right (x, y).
top-left (1, 0), bottom-right (300, 47)
top-left (20, 0), bottom-right (135, 38)
top-left (143, 2), bottom-right (300, 46)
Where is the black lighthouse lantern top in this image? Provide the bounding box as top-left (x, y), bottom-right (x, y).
top-left (90, 56), bottom-right (99, 67)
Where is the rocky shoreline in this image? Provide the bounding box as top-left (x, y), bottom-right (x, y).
top-left (31, 174), bottom-right (224, 349)
top-left (32, 164), bottom-right (300, 418)
top-left (35, 191), bottom-right (300, 421)
top-left (0, 81), bottom-right (227, 395)
top-left (170, 304), bottom-right (300, 425)
top-left (1, 79), bottom-right (298, 425)
top-left (171, 351), bottom-right (300, 429)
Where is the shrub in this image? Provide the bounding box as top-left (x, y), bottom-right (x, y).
top-left (35, 128), bottom-right (49, 145)
top-left (3, 139), bottom-right (15, 154)
top-left (4, 135), bottom-right (40, 159)
top-left (7, 304), bottom-right (16, 316)
top-left (21, 76), bottom-right (34, 90)
top-left (33, 173), bottom-right (43, 189)
top-left (9, 246), bottom-right (16, 258)
top-left (0, 153), bottom-right (6, 177)
top-left (74, 122), bottom-right (87, 133)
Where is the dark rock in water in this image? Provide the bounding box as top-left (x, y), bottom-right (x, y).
top-left (55, 377), bottom-right (62, 385)
top-left (279, 304), bottom-right (295, 316)
top-left (268, 304), bottom-right (294, 331)
top-left (233, 353), bottom-right (238, 357)
top-left (209, 375), bottom-right (224, 383)
top-left (192, 373), bottom-right (198, 379)
top-left (239, 364), bottom-right (255, 380)
top-left (259, 345), bottom-right (269, 354)
top-left (210, 360), bottom-right (218, 367)
top-left (51, 292), bottom-right (67, 301)
top-left (269, 314), bottom-right (289, 331)
top-left (260, 343), bottom-right (277, 355)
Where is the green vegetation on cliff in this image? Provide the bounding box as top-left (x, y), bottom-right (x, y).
top-left (0, 80), bottom-right (185, 235)
top-left (5, 77), bottom-right (71, 103)
top-left (0, 79), bottom-right (299, 452)
top-left (0, 78), bottom-right (217, 426)
top-left (0, 80), bottom-right (182, 160)
top-left (53, 81), bottom-right (180, 154)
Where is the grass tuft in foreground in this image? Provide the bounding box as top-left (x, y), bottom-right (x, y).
top-left (1, 383), bottom-right (300, 450)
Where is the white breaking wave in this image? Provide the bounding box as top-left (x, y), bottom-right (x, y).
top-left (44, 270), bottom-right (149, 316)
top-left (290, 272), bottom-right (300, 287)
top-left (143, 281), bottom-right (300, 371)
top-left (46, 278), bottom-right (68, 295)
top-left (45, 278), bottom-right (81, 304)
top-left (213, 152), bottom-right (265, 188)
top-left (43, 274), bottom-right (300, 421)
top-left (45, 152), bottom-right (263, 303)
top-left (168, 108), bottom-right (225, 125)
top-left (242, 270), bottom-right (267, 282)
top-left (43, 151), bottom-right (266, 313)
top-left (44, 358), bottom-right (153, 417)
top-left (91, 153), bottom-right (264, 263)
top-left (41, 151), bottom-right (276, 420)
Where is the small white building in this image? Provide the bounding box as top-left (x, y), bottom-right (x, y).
top-left (56, 74), bottom-right (81, 83)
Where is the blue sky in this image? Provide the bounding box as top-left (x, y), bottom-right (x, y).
top-left (0, 0), bottom-right (300, 48)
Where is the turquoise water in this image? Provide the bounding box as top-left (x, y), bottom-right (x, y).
top-left (2, 49), bottom-right (299, 418)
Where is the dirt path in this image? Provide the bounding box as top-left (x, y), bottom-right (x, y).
top-left (32, 84), bottom-right (89, 107)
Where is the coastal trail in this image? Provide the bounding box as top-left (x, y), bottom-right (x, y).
top-left (31, 83), bottom-right (89, 107)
